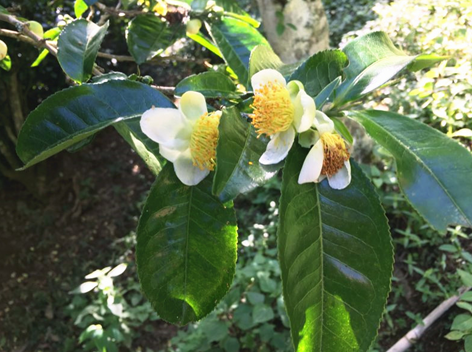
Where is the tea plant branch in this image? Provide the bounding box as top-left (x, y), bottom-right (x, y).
top-left (95, 2), bottom-right (152, 18)
top-left (0, 28), bottom-right (36, 46)
top-left (387, 286), bottom-right (471, 352)
top-left (0, 12), bottom-right (105, 76)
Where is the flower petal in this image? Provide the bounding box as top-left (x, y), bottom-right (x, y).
top-left (179, 91), bottom-right (207, 122)
top-left (313, 110), bottom-right (334, 135)
top-left (298, 139), bottom-right (324, 184)
top-left (327, 160), bottom-right (351, 190)
top-left (159, 146), bottom-right (182, 162)
top-left (251, 69), bottom-right (286, 91)
top-left (140, 107), bottom-right (191, 149)
top-left (293, 89), bottom-right (316, 133)
top-left (259, 127), bottom-right (295, 165)
top-left (174, 149), bottom-right (210, 186)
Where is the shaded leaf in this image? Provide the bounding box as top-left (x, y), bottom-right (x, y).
top-left (136, 164), bottom-right (238, 325)
top-left (278, 143), bottom-right (393, 351)
top-left (175, 71), bottom-right (239, 99)
top-left (207, 17), bottom-right (269, 86)
top-left (126, 15), bottom-right (184, 65)
top-left (57, 19), bottom-right (109, 82)
top-left (349, 110), bottom-right (472, 233)
top-left (213, 106), bottom-right (279, 202)
top-left (290, 50), bottom-right (348, 98)
top-left (16, 80), bottom-right (172, 169)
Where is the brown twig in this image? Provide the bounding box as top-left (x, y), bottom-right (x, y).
top-left (0, 28), bottom-right (36, 46)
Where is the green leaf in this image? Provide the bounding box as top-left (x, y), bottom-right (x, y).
top-left (461, 292), bottom-right (472, 302)
top-left (332, 117), bottom-right (353, 145)
top-left (114, 118), bottom-right (163, 176)
top-left (213, 106), bottom-right (279, 202)
top-left (445, 331), bottom-right (466, 341)
top-left (248, 45), bottom-right (300, 80)
top-left (452, 313), bottom-right (472, 330)
top-left (252, 304), bottom-right (274, 324)
top-left (57, 19), bottom-right (109, 82)
top-left (215, 0), bottom-right (259, 27)
top-left (458, 302), bottom-right (472, 313)
top-left (207, 17), bottom-right (269, 86)
top-left (187, 32), bottom-right (223, 58)
top-left (452, 314), bottom-right (472, 331)
top-left (465, 335), bottom-right (472, 352)
top-left (278, 143), bottom-right (393, 352)
top-left (314, 76), bottom-right (341, 110)
top-left (32, 28), bottom-right (62, 67)
top-left (74, 0), bottom-right (89, 18)
top-left (0, 5), bottom-right (9, 14)
top-left (16, 80), bottom-right (173, 169)
top-left (334, 32), bottom-right (427, 106)
top-left (126, 15), bottom-right (184, 65)
top-left (0, 55), bottom-right (11, 71)
top-left (136, 164), bottom-right (238, 325)
top-left (175, 71), bottom-right (239, 99)
top-left (459, 270), bottom-right (472, 287)
top-left (289, 50), bottom-right (348, 98)
top-left (349, 110), bottom-right (472, 233)
top-left (408, 54), bottom-right (449, 72)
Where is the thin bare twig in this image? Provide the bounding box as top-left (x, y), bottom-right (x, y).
top-left (0, 28), bottom-right (36, 46)
top-left (387, 286), bottom-right (471, 352)
top-left (96, 51), bottom-right (210, 65)
top-left (95, 2), bottom-right (148, 18)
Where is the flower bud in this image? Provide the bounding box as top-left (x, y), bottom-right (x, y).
top-left (186, 19), bottom-right (202, 35)
top-left (27, 21), bottom-right (44, 38)
top-left (0, 40), bottom-right (7, 61)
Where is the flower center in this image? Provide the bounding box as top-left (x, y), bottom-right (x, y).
top-left (320, 133), bottom-right (350, 177)
top-left (250, 81), bottom-right (294, 136)
top-left (190, 111), bottom-right (222, 171)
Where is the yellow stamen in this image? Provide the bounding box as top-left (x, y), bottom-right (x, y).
top-left (190, 111), bottom-right (222, 171)
top-left (320, 133), bottom-right (350, 177)
top-left (250, 81), bottom-right (294, 136)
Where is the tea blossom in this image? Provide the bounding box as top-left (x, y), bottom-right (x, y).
top-left (140, 91), bottom-right (221, 186)
top-left (298, 110), bottom-right (351, 190)
top-left (249, 69), bottom-right (316, 165)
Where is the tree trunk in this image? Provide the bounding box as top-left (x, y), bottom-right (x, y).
top-left (256, 0), bottom-right (330, 63)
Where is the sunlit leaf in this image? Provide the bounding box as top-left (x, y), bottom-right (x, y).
top-left (136, 164), bottom-right (238, 325)
top-left (279, 143), bottom-right (393, 351)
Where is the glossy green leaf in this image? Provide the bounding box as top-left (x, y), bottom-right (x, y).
top-left (214, 0), bottom-right (259, 27)
top-left (126, 15), bottom-right (184, 65)
top-left (314, 76), bottom-right (341, 109)
top-left (136, 164), bottom-right (238, 325)
top-left (289, 50), bottom-right (348, 99)
top-left (175, 71), bottom-right (239, 99)
top-left (349, 110), bottom-right (472, 233)
top-left (16, 80), bottom-right (173, 169)
top-left (213, 106), bottom-right (279, 202)
top-left (332, 117), bottom-right (353, 145)
top-left (334, 32), bottom-right (440, 106)
top-left (74, 0), bottom-right (88, 18)
top-left (57, 19), bottom-right (109, 82)
top-left (207, 17), bottom-right (269, 86)
top-left (278, 143), bottom-right (393, 352)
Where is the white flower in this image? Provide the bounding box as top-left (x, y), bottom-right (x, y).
top-left (249, 69), bottom-right (316, 165)
top-left (298, 111), bottom-right (351, 190)
top-left (140, 91), bottom-right (221, 186)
